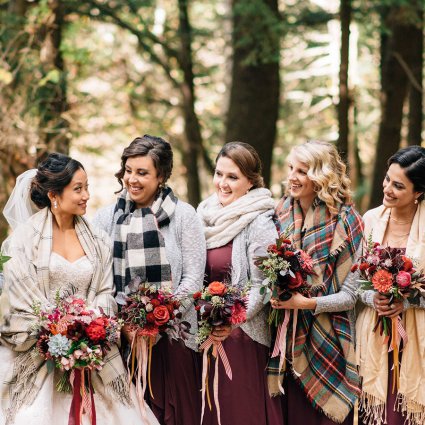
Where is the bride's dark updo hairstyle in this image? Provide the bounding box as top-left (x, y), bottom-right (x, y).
top-left (30, 153), bottom-right (85, 209)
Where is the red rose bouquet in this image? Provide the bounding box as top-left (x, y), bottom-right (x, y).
top-left (116, 276), bottom-right (190, 415)
top-left (354, 235), bottom-right (425, 390)
top-left (193, 281), bottom-right (248, 425)
top-left (33, 291), bottom-right (122, 425)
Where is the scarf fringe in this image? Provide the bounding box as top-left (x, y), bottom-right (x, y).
top-left (5, 351), bottom-right (41, 425)
top-left (106, 374), bottom-right (133, 407)
top-left (358, 391), bottom-right (386, 425)
top-left (396, 393), bottom-right (425, 425)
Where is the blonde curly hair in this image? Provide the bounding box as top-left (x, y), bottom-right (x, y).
top-left (287, 140), bottom-right (352, 215)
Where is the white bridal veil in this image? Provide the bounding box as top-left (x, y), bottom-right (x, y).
top-left (3, 168), bottom-right (39, 231)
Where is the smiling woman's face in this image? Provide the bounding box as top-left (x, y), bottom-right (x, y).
top-left (123, 155), bottom-right (162, 208)
top-left (382, 163), bottom-right (420, 209)
top-left (53, 168), bottom-right (90, 216)
top-left (286, 155), bottom-right (316, 205)
top-left (213, 156), bottom-right (252, 206)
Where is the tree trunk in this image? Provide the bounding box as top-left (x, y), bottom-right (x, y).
top-left (177, 0), bottom-right (202, 207)
top-left (407, 3), bottom-right (423, 146)
top-left (369, 7), bottom-right (419, 209)
top-left (37, 0), bottom-right (70, 156)
top-left (337, 0), bottom-right (351, 163)
top-left (225, 0), bottom-right (280, 188)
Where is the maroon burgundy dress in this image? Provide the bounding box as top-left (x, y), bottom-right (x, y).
top-left (201, 242), bottom-right (285, 425)
top-left (147, 338), bottom-right (202, 425)
top-left (283, 374), bottom-right (354, 425)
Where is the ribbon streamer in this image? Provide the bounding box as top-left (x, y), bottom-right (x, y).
top-left (200, 337), bottom-right (232, 425)
top-left (68, 368), bottom-right (96, 425)
top-left (270, 309), bottom-right (290, 394)
top-left (127, 334), bottom-right (154, 424)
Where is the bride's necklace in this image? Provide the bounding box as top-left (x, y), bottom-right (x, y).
top-left (389, 208), bottom-right (417, 225)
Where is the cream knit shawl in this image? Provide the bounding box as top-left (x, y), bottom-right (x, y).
top-left (197, 188), bottom-right (276, 249)
top-left (357, 202), bottom-right (425, 425)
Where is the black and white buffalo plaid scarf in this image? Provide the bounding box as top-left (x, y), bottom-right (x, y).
top-left (113, 186), bottom-right (177, 294)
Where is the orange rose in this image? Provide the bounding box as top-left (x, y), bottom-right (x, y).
top-left (207, 281), bottom-right (227, 296)
top-left (153, 305), bottom-right (170, 326)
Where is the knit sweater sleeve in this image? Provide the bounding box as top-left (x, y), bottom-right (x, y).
top-left (245, 212), bottom-right (279, 321)
top-left (172, 202), bottom-right (206, 298)
top-left (314, 246), bottom-right (362, 314)
top-left (91, 204), bottom-right (116, 237)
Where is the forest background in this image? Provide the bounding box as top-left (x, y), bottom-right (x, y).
top-left (0, 0), bottom-right (423, 243)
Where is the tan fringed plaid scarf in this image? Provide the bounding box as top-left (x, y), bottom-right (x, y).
top-left (0, 208), bottom-right (130, 423)
top-left (357, 203), bottom-right (425, 425)
top-left (267, 197), bottom-right (363, 423)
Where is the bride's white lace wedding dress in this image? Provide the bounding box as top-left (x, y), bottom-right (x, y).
top-left (0, 253), bottom-right (159, 425)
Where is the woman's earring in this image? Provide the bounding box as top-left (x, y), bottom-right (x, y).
top-left (53, 200), bottom-right (58, 209)
top-left (414, 199), bottom-right (419, 205)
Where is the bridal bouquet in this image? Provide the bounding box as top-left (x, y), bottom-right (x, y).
top-left (116, 276), bottom-right (190, 415)
top-left (33, 292), bottom-right (122, 424)
top-left (354, 235), bottom-right (425, 390)
top-left (193, 281), bottom-right (248, 425)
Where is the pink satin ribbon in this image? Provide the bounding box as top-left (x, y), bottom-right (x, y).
top-left (200, 337), bottom-right (232, 425)
top-left (270, 308), bottom-right (300, 394)
top-left (127, 334), bottom-right (154, 425)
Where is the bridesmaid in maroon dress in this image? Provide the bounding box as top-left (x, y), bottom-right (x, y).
top-left (197, 142), bottom-right (285, 425)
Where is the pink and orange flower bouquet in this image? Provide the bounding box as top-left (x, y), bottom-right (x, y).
top-left (33, 291), bottom-right (122, 425)
top-left (116, 276), bottom-right (190, 417)
top-left (193, 280), bottom-right (248, 425)
top-left (354, 235), bottom-right (425, 390)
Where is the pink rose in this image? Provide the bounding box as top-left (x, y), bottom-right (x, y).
top-left (396, 271), bottom-right (411, 288)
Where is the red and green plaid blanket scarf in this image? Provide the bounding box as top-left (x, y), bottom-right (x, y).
top-left (267, 196), bottom-right (363, 423)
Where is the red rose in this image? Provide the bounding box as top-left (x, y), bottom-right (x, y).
top-left (166, 303), bottom-right (174, 313)
top-left (146, 312), bottom-right (156, 323)
top-left (359, 263), bottom-right (369, 271)
top-left (208, 281), bottom-right (227, 296)
top-left (351, 264), bottom-right (358, 272)
top-left (288, 271), bottom-right (304, 289)
top-left (85, 318), bottom-right (107, 342)
top-left (153, 305), bottom-right (170, 326)
top-left (151, 299), bottom-right (160, 307)
top-left (284, 251), bottom-right (295, 257)
top-left (402, 256), bottom-right (413, 272)
top-left (195, 305), bottom-right (201, 311)
top-left (193, 291), bottom-right (202, 300)
top-left (282, 239), bottom-right (291, 245)
top-left (267, 244), bottom-right (278, 253)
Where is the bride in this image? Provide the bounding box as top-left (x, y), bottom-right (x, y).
top-left (0, 153), bottom-right (159, 425)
